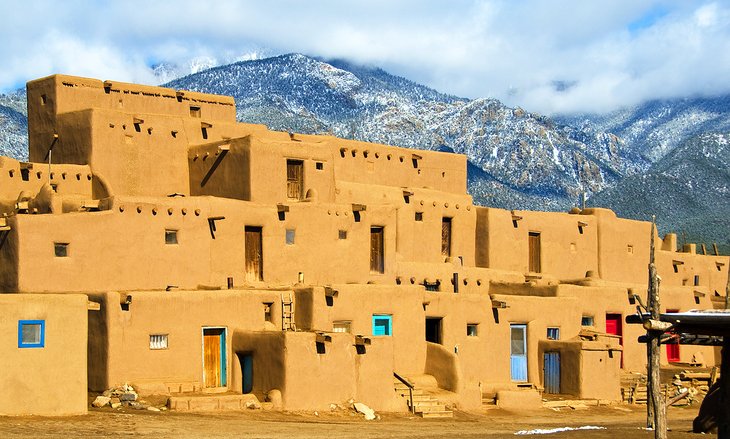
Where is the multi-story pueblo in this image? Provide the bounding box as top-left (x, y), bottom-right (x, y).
top-left (1, 75), bottom-right (727, 418)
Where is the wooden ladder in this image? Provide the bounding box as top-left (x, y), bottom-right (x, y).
top-left (281, 292), bottom-right (296, 331)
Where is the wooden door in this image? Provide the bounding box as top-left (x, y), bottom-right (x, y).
top-left (510, 324), bottom-right (528, 381)
top-left (245, 226), bottom-right (263, 281)
top-left (441, 217), bottom-right (452, 256)
top-left (370, 227), bottom-right (384, 273)
top-left (605, 313), bottom-right (623, 367)
top-left (203, 328), bottom-right (226, 388)
top-left (528, 232), bottom-right (541, 272)
top-left (286, 160), bottom-right (303, 200)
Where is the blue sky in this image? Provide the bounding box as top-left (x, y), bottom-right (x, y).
top-left (1, 0), bottom-right (729, 114)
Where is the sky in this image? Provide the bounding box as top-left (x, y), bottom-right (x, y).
top-left (1, 0), bottom-right (729, 115)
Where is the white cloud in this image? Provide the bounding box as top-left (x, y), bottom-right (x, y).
top-left (0, 0), bottom-right (728, 114)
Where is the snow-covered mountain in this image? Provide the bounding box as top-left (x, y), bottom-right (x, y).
top-left (591, 132), bottom-right (730, 253)
top-left (166, 54), bottom-right (635, 210)
top-left (0, 89), bottom-right (28, 161)
top-left (0, 53), bottom-right (727, 251)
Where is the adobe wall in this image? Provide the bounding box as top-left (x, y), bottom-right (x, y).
top-left (12, 196), bottom-right (403, 292)
top-left (86, 289), bottom-right (282, 392)
top-left (475, 207), bottom-right (599, 279)
top-left (0, 157), bottom-right (93, 206)
top-left (0, 216), bottom-right (18, 292)
top-left (27, 75), bottom-right (235, 162)
top-left (0, 293), bottom-right (88, 415)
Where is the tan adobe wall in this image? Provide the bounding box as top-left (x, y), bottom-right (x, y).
top-left (0, 293), bottom-right (88, 415)
top-left (27, 75), bottom-right (235, 162)
top-left (475, 207), bottom-right (599, 279)
top-left (0, 216), bottom-right (19, 292)
top-left (86, 290), bottom-right (282, 392)
top-left (0, 157), bottom-right (93, 205)
top-left (12, 196), bottom-right (405, 292)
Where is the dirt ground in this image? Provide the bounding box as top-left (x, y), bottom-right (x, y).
top-left (0, 404), bottom-right (709, 439)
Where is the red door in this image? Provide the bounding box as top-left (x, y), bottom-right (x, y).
top-left (605, 314), bottom-right (623, 368)
top-left (666, 309), bottom-right (680, 362)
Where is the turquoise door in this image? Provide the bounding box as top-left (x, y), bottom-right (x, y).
top-left (242, 354), bottom-right (253, 394)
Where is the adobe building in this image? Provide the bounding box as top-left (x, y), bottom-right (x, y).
top-left (0, 74), bottom-right (727, 416)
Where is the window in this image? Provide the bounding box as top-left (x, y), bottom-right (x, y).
top-left (338, 230), bottom-right (348, 240)
top-left (694, 275), bottom-right (700, 286)
top-left (441, 218), bottom-right (452, 256)
top-left (370, 227), bottom-right (385, 274)
top-left (333, 321), bottom-right (351, 333)
top-left (627, 245), bottom-right (634, 254)
top-left (581, 316), bottom-right (594, 327)
top-left (372, 314), bottom-right (392, 336)
top-left (201, 126), bottom-right (208, 139)
top-left (149, 334), bottom-right (168, 350)
top-left (54, 242), bottom-right (69, 257)
top-left (467, 323), bottom-right (479, 337)
top-left (315, 162), bottom-right (324, 170)
top-left (190, 106), bottom-right (201, 118)
top-left (286, 229), bottom-right (295, 245)
top-left (547, 327), bottom-right (560, 340)
top-left (18, 320), bottom-right (45, 348)
top-left (263, 303), bottom-right (273, 322)
top-left (424, 281), bottom-right (440, 292)
top-left (165, 229), bottom-right (178, 245)
top-left (415, 212), bottom-right (423, 221)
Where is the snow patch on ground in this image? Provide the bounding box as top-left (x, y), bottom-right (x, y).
top-left (514, 425), bottom-right (606, 435)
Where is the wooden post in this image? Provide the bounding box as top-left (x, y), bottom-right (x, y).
top-left (719, 338), bottom-right (730, 438)
top-left (647, 217), bottom-right (667, 438)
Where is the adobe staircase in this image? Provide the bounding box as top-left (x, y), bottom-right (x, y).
top-left (393, 374), bottom-right (453, 418)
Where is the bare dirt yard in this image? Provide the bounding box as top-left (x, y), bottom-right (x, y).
top-left (0, 404), bottom-right (706, 438)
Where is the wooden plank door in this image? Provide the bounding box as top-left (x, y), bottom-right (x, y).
top-left (605, 313), bottom-right (623, 367)
top-left (286, 160), bottom-right (304, 200)
top-left (528, 232), bottom-right (541, 273)
top-left (544, 352), bottom-right (561, 394)
top-left (245, 226), bottom-right (263, 281)
top-left (370, 227), bottom-right (384, 273)
top-left (441, 217), bottom-right (452, 256)
top-left (510, 324), bottom-right (528, 381)
top-left (203, 328), bottom-right (226, 388)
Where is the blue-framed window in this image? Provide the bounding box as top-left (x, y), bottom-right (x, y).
top-left (372, 314), bottom-right (392, 336)
top-left (18, 320), bottom-right (45, 348)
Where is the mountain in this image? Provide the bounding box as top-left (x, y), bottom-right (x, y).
top-left (0, 89), bottom-right (28, 161)
top-left (166, 54), bottom-right (636, 209)
top-left (590, 132), bottom-right (730, 254)
top-left (0, 54), bottom-right (727, 252)
top-left (557, 95), bottom-right (730, 163)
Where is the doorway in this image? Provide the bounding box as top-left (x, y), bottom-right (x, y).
top-left (245, 226), bottom-right (263, 281)
top-left (286, 159), bottom-right (304, 200)
top-left (666, 309), bottom-right (681, 362)
top-left (203, 328), bottom-right (227, 388)
top-left (441, 217), bottom-right (452, 257)
top-left (528, 232), bottom-right (541, 272)
top-left (370, 227), bottom-right (384, 273)
top-left (238, 353), bottom-right (254, 394)
top-left (605, 313), bottom-right (623, 367)
top-left (425, 317), bottom-right (443, 344)
top-left (510, 324), bottom-right (528, 381)
top-left (543, 352), bottom-right (561, 393)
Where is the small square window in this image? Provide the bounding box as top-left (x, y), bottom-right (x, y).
top-left (581, 316), bottom-right (594, 327)
top-left (286, 229), bottom-right (296, 245)
top-left (372, 314), bottom-right (392, 336)
top-left (18, 320), bottom-right (45, 348)
top-left (333, 321), bottom-right (351, 333)
top-left (338, 230), bottom-right (347, 240)
top-left (54, 242), bottom-right (69, 257)
top-left (165, 230), bottom-right (178, 245)
top-left (415, 212), bottom-right (423, 221)
top-left (627, 245), bottom-right (634, 254)
top-left (149, 334), bottom-right (168, 350)
top-left (466, 323), bottom-right (479, 337)
top-left (315, 162), bottom-right (324, 170)
top-left (190, 106), bottom-right (201, 118)
top-left (547, 327), bottom-right (560, 340)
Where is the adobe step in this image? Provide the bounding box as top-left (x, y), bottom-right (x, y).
top-left (420, 410), bottom-right (454, 419)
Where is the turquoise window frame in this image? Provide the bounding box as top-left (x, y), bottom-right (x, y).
top-left (372, 314), bottom-right (392, 336)
top-left (18, 320), bottom-right (45, 348)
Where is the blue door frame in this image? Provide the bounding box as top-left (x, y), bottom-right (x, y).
top-left (510, 324), bottom-right (527, 381)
